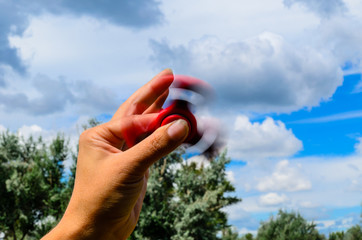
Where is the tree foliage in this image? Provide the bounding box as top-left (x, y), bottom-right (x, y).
top-left (129, 151), bottom-right (241, 240)
top-left (256, 210), bottom-right (326, 240)
top-left (328, 231), bottom-right (345, 240)
top-left (344, 224), bottom-right (362, 240)
top-left (0, 132), bottom-right (72, 240)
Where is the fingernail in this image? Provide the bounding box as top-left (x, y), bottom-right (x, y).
top-left (164, 68), bottom-right (173, 74)
top-left (167, 119), bottom-right (189, 141)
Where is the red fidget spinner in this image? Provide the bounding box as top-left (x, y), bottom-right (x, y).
top-left (126, 75), bottom-right (222, 155)
top-left (150, 75), bottom-right (213, 145)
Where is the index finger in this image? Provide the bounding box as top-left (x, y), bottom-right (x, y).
top-left (112, 69), bottom-right (174, 120)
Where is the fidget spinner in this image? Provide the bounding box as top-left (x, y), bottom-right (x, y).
top-left (126, 75), bottom-right (222, 155)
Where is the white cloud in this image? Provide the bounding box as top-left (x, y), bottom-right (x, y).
top-left (316, 219), bottom-right (336, 229)
top-left (291, 110), bottom-right (362, 123)
top-left (351, 177), bottom-right (362, 192)
top-left (9, 15), bottom-right (156, 88)
top-left (227, 153), bottom-right (362, 224)
top-left (256, 160), bottom-right (311, 192)
top-left (298, 201), bottom-right (319, 208)
top-left (0, 72), bottom-right (120, 117)
top-left (18, 124), bottom-right (45, 139)
top-left (354, 137), bottom-right (362, 155)
top-left (160, 0), bottom-right (320, 45)
top-left (259, 192), bottom-right (289, 206)
top-left (151, 32), bottom-right (344, 113)
top-left (0, 0), bottom-right (163, 84)
top-left (316, 213), bottom-right (361, 233)
top-left (185, 155), bottom-right (211, 169)
top-left (304, 156), bottom-right (362, 193)
top-left (283, 0), bottom-right (347, 18)
top-left (0, 124), bottom-right (6, 133)
top-left (345, 0), bottom-right (362, 18)
top-left (313, 17), bottom-right (362, 72)
top-left (226, 171), bottom-right (236, 185)
top-left (228, 115), bottom-right (303, 161)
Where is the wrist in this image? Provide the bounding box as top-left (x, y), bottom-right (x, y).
top-left (41, 214), bottom-right (92, 240)
top-left (42, 206), bottom-right (129, 240)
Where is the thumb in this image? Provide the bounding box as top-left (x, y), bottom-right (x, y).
top-left (121, 119), bottom-right (189, 174)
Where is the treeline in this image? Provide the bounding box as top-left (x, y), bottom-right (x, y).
top-left (0, 125), bottom-right (361, 239)
top-left (228, 210), bottom-right (362, 240)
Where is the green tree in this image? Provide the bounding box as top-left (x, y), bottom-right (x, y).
top-left (130, 151), bottom-right (241, 240)
top-left (256, 210), bottom-right (326, 240)
top-left (344, 224), bottom-right (362, 240)
top-left (241, 233), bottom-right (254, 240)
top-left (221, 227), bottom-right (241, 240)
top-left (0, 132), bottom-right (71, 240)
top-left (221, 227), bottom-right (254, 240)
top-left (328, 231), bottom-right (344, 240)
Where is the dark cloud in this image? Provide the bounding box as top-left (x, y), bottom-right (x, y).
top-left (0, 75), bottom-right (119, 115)
top-left (0, 0), bottom-right (163, 73)
top-left (0, 71), bottom-right (5, 87)
top-left (19, 0), bottom-right (164, 28)
top-left (58, 0), bottom-right (164, 28)
top-left (0, 75), bottom-right (73, 115)
top-left (283, 0), bottom-right (347, 18)
top-left (71, 79), bottom-right (120, 114)
top-left (150, 33), bottom-right (343, 113)
top-left (0, 2), bottom-right (27, 74)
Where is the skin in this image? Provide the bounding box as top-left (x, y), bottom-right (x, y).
top-left (42, 69), bottom-right (189, 240)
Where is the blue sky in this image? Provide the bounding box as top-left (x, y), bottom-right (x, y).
top-left (224, 72), bottom-right (362, 235)
top-left (0, 0), bottom-right (361, 236)
top-left (275, 73), bottom-right (362, 157)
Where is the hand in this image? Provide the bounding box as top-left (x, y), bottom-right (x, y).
top-left (42, 69), bottom-right (189, 240)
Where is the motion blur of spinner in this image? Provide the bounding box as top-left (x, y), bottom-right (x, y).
top-left (123, 75), bottom-right (224, 157)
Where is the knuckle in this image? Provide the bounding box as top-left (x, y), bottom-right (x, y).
top-left (79, 128), bottom-right (95, 144)
top-left (79, 130), bottom-right (88, 143)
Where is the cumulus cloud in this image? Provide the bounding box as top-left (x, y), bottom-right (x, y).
top-left (0, 74), bottom-right (119, 115)
top-left (228, 115), bottom-right (303, 161)
top-left (227, 153), bottom-right (362, 225)
top-left (0, 0), bottom-right (163, 73)
top-left (281, 1), bottom-right (362, 73)
top-left (256, 160), bottom-right (312, 192)
top-left (355, 137), bottom-right (362, 155)
top-left (259, 192), bottom-right (289, 206)
top-left (314, 17), bottom-right (362, 71)
top-left (150, 33), bottom-right (343, 113)
top-left (283, 0), bottom-right (347, 18)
